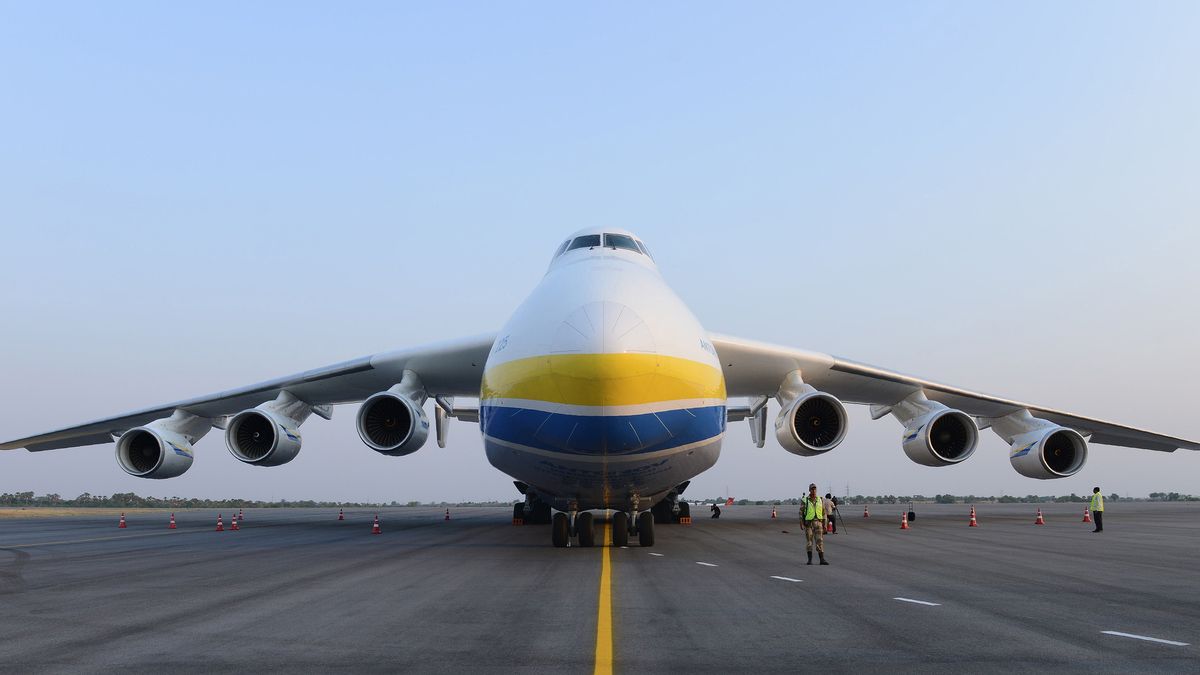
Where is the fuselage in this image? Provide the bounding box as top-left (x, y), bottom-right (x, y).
top-left (479, 230), bottom-right (726, 511)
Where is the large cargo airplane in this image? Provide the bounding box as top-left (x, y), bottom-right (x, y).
top-left (3, 228), bottom-right (1197, 547)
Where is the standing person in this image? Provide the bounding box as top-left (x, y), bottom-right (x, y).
top-left (802, 483), bottom-right (828, 565)
top-left (1090, 487), bottom-right (1104, 532)
top-left (824, 493), bottom-right (837, 534)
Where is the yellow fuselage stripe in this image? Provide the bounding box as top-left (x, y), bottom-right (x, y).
top-left (594, 518), bottom-right (613, 675)
top-left (482, 353), bottom-right (725, 406)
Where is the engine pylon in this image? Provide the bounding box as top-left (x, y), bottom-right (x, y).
top-left (968, 506), bottom-right (978, 527)
top-left (168, 513), bottom-right (176, 529)
top-left (1034, 508), bottom-right (1045, 525)
top-left (1082, 507), bottom-right (1091, 523)
top-left (371, 515), bottom-right (382, 535)
top-left (118, 513), bottom-right (127, 529)
top-left (900, 512), bottom-right (909, 530)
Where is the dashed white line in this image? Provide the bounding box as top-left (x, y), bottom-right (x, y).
top-left (770, 576), bottom-right (802, 582)
top-left (1101, 631), bottom-right (1189, 646)
top-left (647, 552), bottom-right (664, 557)
top-left (893, 597), bottom-right (940, 606)
top-left (695, 561), bottom-right (719, 567)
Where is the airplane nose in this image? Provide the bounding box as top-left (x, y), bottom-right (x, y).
top-left (552, 301), bottom-right (656, 354)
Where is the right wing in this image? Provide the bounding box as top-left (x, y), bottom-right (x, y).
top-left (0, 333), bottom-right (496, 452)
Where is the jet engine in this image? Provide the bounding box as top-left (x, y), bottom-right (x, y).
top-left (226, 409), bottom-right (302, 466)
top-left (901, 409), bottom-right (979, 466)
top-left (357, 372), bottom-right (430, 456)
top-left (1009, 427), bottom-right (1088, 479)
top-left (115, 411), bottom-right (211, 479)
top-left (225, 391), bottom-right (319, 467)
top-left (985, 408), bottom-right (1088, 479)
top-left (774, 372), bottom-right (848, 456)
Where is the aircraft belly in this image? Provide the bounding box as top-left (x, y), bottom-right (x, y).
top-left (484, 434), bottom-right (722, 512)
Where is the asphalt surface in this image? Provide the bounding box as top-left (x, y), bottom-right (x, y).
top-left (0, 502), bottom-right (1197, 673)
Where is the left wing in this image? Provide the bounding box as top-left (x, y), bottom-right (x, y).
top-left (710, 333), bottom-right (1200, 453)
top-left (0, 333), bottom-right (496, 452)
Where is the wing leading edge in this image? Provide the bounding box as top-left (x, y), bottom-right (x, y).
top-left (0, 333), bottom-right (496, 452)
top-left (710, 333), bottom-right (1200, 453)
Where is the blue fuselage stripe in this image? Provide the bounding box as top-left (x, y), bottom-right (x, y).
top-left (480, 404), bottom-right (726, 456)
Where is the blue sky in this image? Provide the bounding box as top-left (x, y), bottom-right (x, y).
top-left (2, 3), bottom-right (1198, 501)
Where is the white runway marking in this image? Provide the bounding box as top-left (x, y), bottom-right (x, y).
top-left (647, 552), bottom-right (664, 557)
top-left (770, 576), bottom-right (802, 582)
top-left (893, 597), bottom-right (940, 606)
top-left (1101, 631), bottom-right (1189, 646)
top-left (695, 562), bottom-right (719, 567)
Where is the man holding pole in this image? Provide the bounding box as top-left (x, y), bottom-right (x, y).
top-left (802, 483), bottom-right (829, 565)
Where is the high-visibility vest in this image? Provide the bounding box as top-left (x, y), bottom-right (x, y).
top-left (1090, 493), bottom-right (1104, 512)
top-left (803, 496), bottom-right (825, 521)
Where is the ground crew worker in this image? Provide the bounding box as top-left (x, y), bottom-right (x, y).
top-left (1090, 486), bottom-right (1104, 532)
top-left (710, 503), bottom-right (721, 519)
top-left (801, 483), bottom-right (828, 565)
top-left (824, 493), bottom-right (837, 534)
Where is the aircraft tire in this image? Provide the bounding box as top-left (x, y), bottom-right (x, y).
top-left (638, 511), bottom-right (655, 547)
top-left (612, 512), bottom-right (629, 547)
top-left (552, 512), bottom-right (570, 547)
top-left (677, 501), bottom-right (691, 521)
top-left (577, 512), bottom-right (595, 547)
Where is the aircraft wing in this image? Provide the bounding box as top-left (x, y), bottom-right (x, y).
top-left (0, 333), bottom-right (496, 452)
top-left (710, 333), bottom-right (1200, 453)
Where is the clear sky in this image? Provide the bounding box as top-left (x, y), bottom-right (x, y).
top-left (2, 3), bottom-right (1198, 502)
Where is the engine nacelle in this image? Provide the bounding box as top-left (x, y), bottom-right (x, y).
top-left (357, 391), bottom-right (430, 456)
top-left (902, 409), bottom-right (979, 467)
top-left (226, 409), bottom-right (303, 467)
top-left (116, 427), bottom-right (195, 479)
top-left (1009, 427), bottom-right (1088, 479)
top-left (775, 390), bottom-right (848, 456)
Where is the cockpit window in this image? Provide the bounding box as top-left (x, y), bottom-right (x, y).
top-left (554, 240), bottom-right (570, 258)
top-left (635, 240), bottom-right (652, 259)
top-left (567, 234), bottom-right (601, 251)
top-left (603, 233), bottom-right (641, 253)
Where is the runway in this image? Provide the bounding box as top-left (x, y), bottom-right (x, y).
top-left (1, 502), bottom-right (1197, 673)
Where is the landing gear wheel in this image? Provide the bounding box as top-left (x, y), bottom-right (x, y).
top-left (577, 512), bottom-right (595, 547)
top-left (531, 501), bottom-right (552, 525)
top-left (552, 512), bottom-right (570, 547)
top-left (652, 501), bottom-right (672, 524)
top-left (677, 501), bottom-right (691, 520)
top-left (638, 511), bottom-right (655, 547)
top-left (612, 512), bottom-right (629, 547)
top-left (513, 503), bottom-right (524, 521)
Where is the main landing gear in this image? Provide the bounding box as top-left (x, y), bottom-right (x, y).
top-left (550, 510), bottom-right (655, 548)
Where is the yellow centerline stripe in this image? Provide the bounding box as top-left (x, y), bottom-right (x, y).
top-left (594, 517), bottom-right (614, 675)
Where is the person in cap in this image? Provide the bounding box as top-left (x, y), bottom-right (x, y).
top-left (801, 483), bottom-right (828, 565)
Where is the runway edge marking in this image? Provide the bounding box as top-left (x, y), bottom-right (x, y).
top-left (770, 576), bottom-right (802, 583)
top-left (1101, 631), bottom-right (1189, 646)
top-left (893, 597), bottom-right (941, 607)
top-left (594, 521), bottom-right (613, 675)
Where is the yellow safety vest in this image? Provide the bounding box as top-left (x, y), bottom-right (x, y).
top-left (1090, 493), bottom-right (1104, 512)
top-left (803, 496), bottom-right (825, 521)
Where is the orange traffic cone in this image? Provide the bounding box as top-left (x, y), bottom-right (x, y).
top-left (771, 506), bottom-right (777, 519)
top-left (118, 512), bottom-right (127, 528)
top-left (1082, 507), bottom-right (1091, 523)
top-left (371, 515), bottom-right (382, 535)
top-left (968, 506), bottom-right (979, 527)
top-left (215, 514), bottom-right (224, 531)
top-left (338, 508), bottom-right (345, 521)
top-left (168, 513), bottom-right (177, 529)
top-left (444, 509), bottom-right (450, 521)
top-left (230, 515), bottom-right (240, 531)
top-left (863, 505), bottom-right (870, 518)
top-left (1034, 508), bottom-right (1045, 525)
top-left (900, 512), bottom-right (909, 529)
top-left (238, 509), bottom-right (244, 521)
